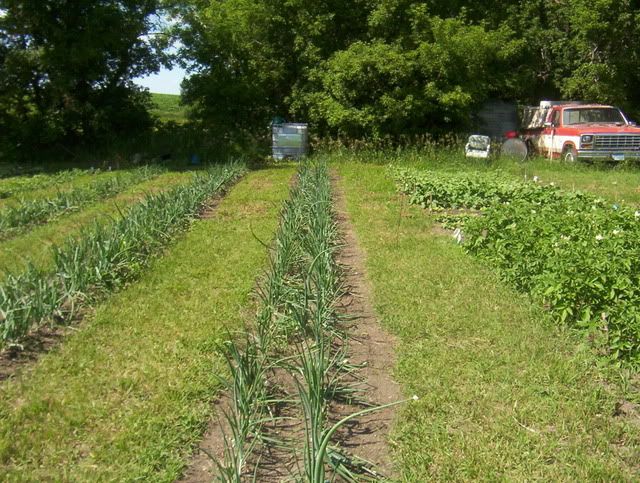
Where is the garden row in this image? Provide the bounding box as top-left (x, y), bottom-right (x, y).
top-left (0, 165), bottom-right (165, 239)
top-left (212, 161), bottom-right (405, 481)
top-left (0, 162), bottom-right (245, 343)
top-left (394, 167), bottom-right (640, 367)
top-left (0, 168), bottom-right (90, 199)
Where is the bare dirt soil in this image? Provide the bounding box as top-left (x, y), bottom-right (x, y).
top-left (180, 172), bottom-right (401, 481)
top-left (330, 171), bottom-right (402, 479)
top-left (0, 323), bottom-right (70, 382)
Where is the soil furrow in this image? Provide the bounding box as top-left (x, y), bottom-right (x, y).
top-left (330, 171), bottom-right (401, 479)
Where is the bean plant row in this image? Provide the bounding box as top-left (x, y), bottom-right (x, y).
top-left (0, 165), bottom-right (165, 238)
top-left (394, 167), bottom-right (640, 368)
top-left (216, 161), bottom-right (406, 481)
top-left (0, 162), bottom-right (245, 342)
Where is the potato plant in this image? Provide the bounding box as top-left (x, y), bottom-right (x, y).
top-left (392, 166), bottom-right (591, 210)
top-left (395, 167), bottom-right (640, 367)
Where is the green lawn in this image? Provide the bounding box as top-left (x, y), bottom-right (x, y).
top-left (0, 165), bottom-right (294, 480)
top-left (504, 157), bottom-right (640, 207)
top-left (332, 148), bottom-right (640, 206)
top-left (0, 170), bottom-right (120, 209)
top-left (150, 93), bottom-right (188, 124)
top-left (335, 159), bottom-right (640, 480)
top-left (0, 171), bottom-right (194, 277)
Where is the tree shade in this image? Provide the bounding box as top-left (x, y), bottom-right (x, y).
top-left (0, 0), bottom-right (165, 155)
top-left (174, 0), bottom-right (640, 139)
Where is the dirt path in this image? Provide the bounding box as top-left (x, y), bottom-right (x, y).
top-left (331, 171), bottom-right (401, 479)
top-left (180, 171), bottom-right (401, 481)
top-left (178, 397), bottom-right (231, 482)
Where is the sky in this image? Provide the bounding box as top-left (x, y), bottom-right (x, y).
top-left (134, 65), bottom-right (187, 95)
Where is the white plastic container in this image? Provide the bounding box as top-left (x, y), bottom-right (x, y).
top-left (272, 123), bottom-right (308, 160)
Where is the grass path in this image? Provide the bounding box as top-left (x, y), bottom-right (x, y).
top-left (0, 171), bottom-right (193, 277)
top-left (504, 158), bottom-right (640, 206)
top-left (0, 165), bottom-right (294, 481)
top-left (0, 171), bottom-right (122, 209)
top-left (336, 161), bottom-right (639, 480)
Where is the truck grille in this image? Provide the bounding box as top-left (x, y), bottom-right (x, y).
top-left (593, 134), bottom-right (640, 151)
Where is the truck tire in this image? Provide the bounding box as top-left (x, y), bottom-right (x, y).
top-left (562, 145), bottom-right (578, 162)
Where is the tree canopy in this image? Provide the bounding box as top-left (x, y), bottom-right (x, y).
top-left (2, 0), bottom-right (640, 152)
top-left (0, 0), bottom-right (164, 154)
top-left (174, 0), bottom-right (640, 139)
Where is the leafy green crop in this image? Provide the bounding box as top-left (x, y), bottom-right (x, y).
top-left (394, 167), bottom-right (640, 368)
top-left (392, 166), bottom-right (589, 210)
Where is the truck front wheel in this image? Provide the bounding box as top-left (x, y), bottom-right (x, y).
top-left (562, 146), bottom-right (578, 162)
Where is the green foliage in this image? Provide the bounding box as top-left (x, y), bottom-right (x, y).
top-left (392, 167), bottom-right (568, 210)
top-left (304, 19), bottom-right (525, 137)
top-left (175, 0), bottom-right (640, 139)
top-left (548, 0), bottom-right (640, 111)
top-left (0, 0), bottom-right (165, 155)
top-left (0, 165), bottom-right (164, 237)
top-left (174, 0), bottom-right (373, 140)
top-left (0, 162), bottom-right (245, 342)
top-left (464, 198), bottom-right (640, 367)
top-left (434, 212), bottom-right (473, 230)
top-left (395, 167), bottom-right (640, 367)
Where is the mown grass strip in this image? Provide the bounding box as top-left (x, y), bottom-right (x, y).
top-left (336, 160), bottom-right (640, 481)
top-left (0, 163), bottom-right (244, 342)
top-left (0, 171), bottom-right (193, 278)
top-left (0, 165), bottom-right (165, 239)
top-left (0, 168), bottom-right (90, 200)
top-left (0, 165), bottom-right (295, 481)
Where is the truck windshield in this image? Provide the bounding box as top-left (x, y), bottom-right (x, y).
top-left (563, 108), bottom-right (625, 125)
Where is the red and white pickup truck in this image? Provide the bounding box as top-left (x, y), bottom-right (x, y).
top-left (519, 101), bottom-right (640, 162)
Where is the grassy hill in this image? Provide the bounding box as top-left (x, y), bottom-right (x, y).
top-left (150, 93), bottom-right (188, 124)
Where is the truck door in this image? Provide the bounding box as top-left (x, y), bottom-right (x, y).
top-left (542, 109), bottom-right (560, 157)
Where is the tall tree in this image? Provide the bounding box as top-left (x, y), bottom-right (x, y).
top-left (174, 0), bottom-right (372, 140)
top-left (0, 0), bottom-right (164, 153)
top-left (176, 0), bottom-right (640, 139)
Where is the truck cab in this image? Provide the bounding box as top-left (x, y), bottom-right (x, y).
top-left (522, 102), bottom-right (640, 162)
